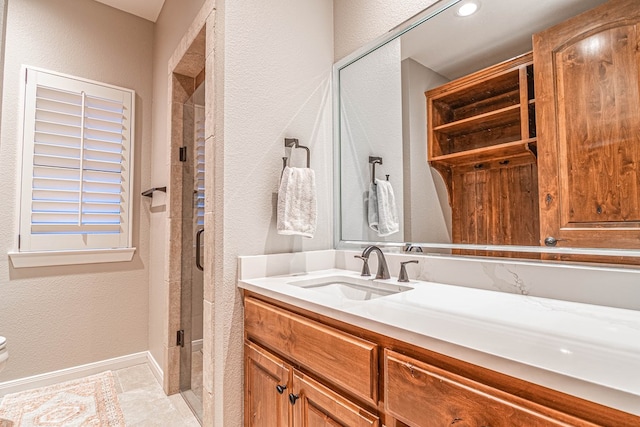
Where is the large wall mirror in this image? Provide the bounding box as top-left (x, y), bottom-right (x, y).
top-left (334, 0), bottom-right (640, 261)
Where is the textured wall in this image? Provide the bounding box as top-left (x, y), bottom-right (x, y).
top-left (222, 0), bottom-right (334, 257)
top-left (0, 0), bottom-right (153, 381)
top-left (333, 0), bottom-right (437, 61)
top-left (148, 0), bottom-right (205, 377)
top-left (208, 0), bottom-right (334, 424)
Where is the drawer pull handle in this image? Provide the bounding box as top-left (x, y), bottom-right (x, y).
top-left (289, 393), bottom-right (300, 405)
top-left (276, 384), bottom-right (287, 394)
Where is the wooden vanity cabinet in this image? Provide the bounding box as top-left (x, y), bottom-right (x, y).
top-left (243, 292), bottom-right (640, 427)
top-left (534, 0), bottom-right (640, 251)
top-left (426, 53), bottom-right (540, 252)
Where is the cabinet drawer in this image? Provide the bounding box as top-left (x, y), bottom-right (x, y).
top-left (244, 297), bottom-right (378, 405)
top-left (384, 349), bottom-right (578, 427)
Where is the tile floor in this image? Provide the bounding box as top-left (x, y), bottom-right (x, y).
top-left (115, 363), bottom-right (201, 426)
top-left (1, 363), bottom-right (201, 426)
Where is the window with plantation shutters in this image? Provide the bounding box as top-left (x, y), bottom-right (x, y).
top-left (11, 67), bottom-right (135, 266)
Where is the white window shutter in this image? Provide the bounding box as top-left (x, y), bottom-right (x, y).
top-left (18, 67), bottom-right (134, 252)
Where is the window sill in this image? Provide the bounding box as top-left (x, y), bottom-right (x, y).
top-left (8, 248), bottom-right (136, 268)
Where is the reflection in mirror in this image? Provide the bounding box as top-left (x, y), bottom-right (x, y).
top-left (335, 0), bottom-right (640, 261)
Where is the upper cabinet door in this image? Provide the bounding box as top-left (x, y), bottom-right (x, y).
top-left (534, 0), bottom-right (640, 249)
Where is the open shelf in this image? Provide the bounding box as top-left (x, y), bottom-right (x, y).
top-left (425, 52), bottom-right (539, 249)
top-left (429, 138), bottom-right (537, 167)
top-left (431, 105), bottom-right (523, 155)
top-left (427, 52), bottom-right (535, 162)
top-left (430, 70), bottom-right (521, 126)
top-left (433, 104), bottom-right (521, 134)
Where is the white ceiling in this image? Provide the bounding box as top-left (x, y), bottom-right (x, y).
top-left (94, 0), bottom-right (166, 22)
top-left (401, 0), bottom-right (608, 79)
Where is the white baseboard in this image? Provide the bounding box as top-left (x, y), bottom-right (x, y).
top-left (0, 351), bottom-right (159, 397)
top-left (146, 351), bottom-right (164, 385)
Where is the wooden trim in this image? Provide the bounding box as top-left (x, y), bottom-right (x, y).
top-left (426, 52), bottom-right (533, 98)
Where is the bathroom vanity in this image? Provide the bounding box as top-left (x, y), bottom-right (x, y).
top-left (240, 1), bottom-right (640, 425)
top-left (239, 251), bottom-right (640, 427)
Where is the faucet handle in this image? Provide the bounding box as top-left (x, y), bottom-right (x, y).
top-left (354, 255), bottom-right (371, 277)
top-left (398, 260), bottom-right (419, 282)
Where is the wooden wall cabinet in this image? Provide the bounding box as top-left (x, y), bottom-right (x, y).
top-left (534, 0), bottom-right (640, 250)
top-left (427, 53), bottom-right (536, 164)
top-left (426, 53), bottom-right (540, 251)
top-left (426, 0), bottom-right (640, 260)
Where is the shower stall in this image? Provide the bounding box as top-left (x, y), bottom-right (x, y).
top-left (179, 81), bottom-right (205, 421)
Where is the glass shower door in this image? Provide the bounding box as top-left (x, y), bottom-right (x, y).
top-left (180, 81), bottom-right (205, 422)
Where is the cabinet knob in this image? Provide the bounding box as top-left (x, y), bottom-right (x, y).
top-left (276, 384), bottom-right (287, 394)
top-left (288, 393), bottom-right (300, 405)
top-left (544, 236), bottom-right (565, 246)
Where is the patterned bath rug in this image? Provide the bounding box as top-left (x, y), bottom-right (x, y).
top-left (0, 371), bottom-right (125, 426)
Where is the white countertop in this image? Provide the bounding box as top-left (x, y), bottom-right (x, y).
top-left (238, 267), bottom-right (640, 416)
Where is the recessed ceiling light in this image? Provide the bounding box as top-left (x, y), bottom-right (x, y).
top-left (457, 1), bottom-right (479, 17)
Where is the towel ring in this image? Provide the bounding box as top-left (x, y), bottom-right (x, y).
top-left (284, 138), bottom-right (310, 168)
top-left (369, 156), bottom-right (389, 185)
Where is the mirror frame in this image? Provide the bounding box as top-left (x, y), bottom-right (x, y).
top-left (332, 0), bottom-right (640, 259)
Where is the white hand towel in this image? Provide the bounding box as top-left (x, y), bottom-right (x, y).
top-left (367, 182), bottom-right (379, 232)
top-left (370, 179), bottom-right (399, 237)
top-left (277, 166), bottom-right (317, 238)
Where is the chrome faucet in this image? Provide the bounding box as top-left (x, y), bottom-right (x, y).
top-left (359, 245), bottom-right (390, 280)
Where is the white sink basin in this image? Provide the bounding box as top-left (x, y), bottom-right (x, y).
top-left (288, 275), bottom-right (412, 301)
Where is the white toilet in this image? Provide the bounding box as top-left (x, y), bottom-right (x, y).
top-left (0, 336), bottom-right (7, 373)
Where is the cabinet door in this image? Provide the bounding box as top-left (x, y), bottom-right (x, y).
top-left (451, 159), bottom-right (539, 250)
top-left (292, 370), bottom-right (379, 427)
top-left (245, 341), bottom-right (291, 427)
top-left (534, 0), bottom-right (640, 249)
